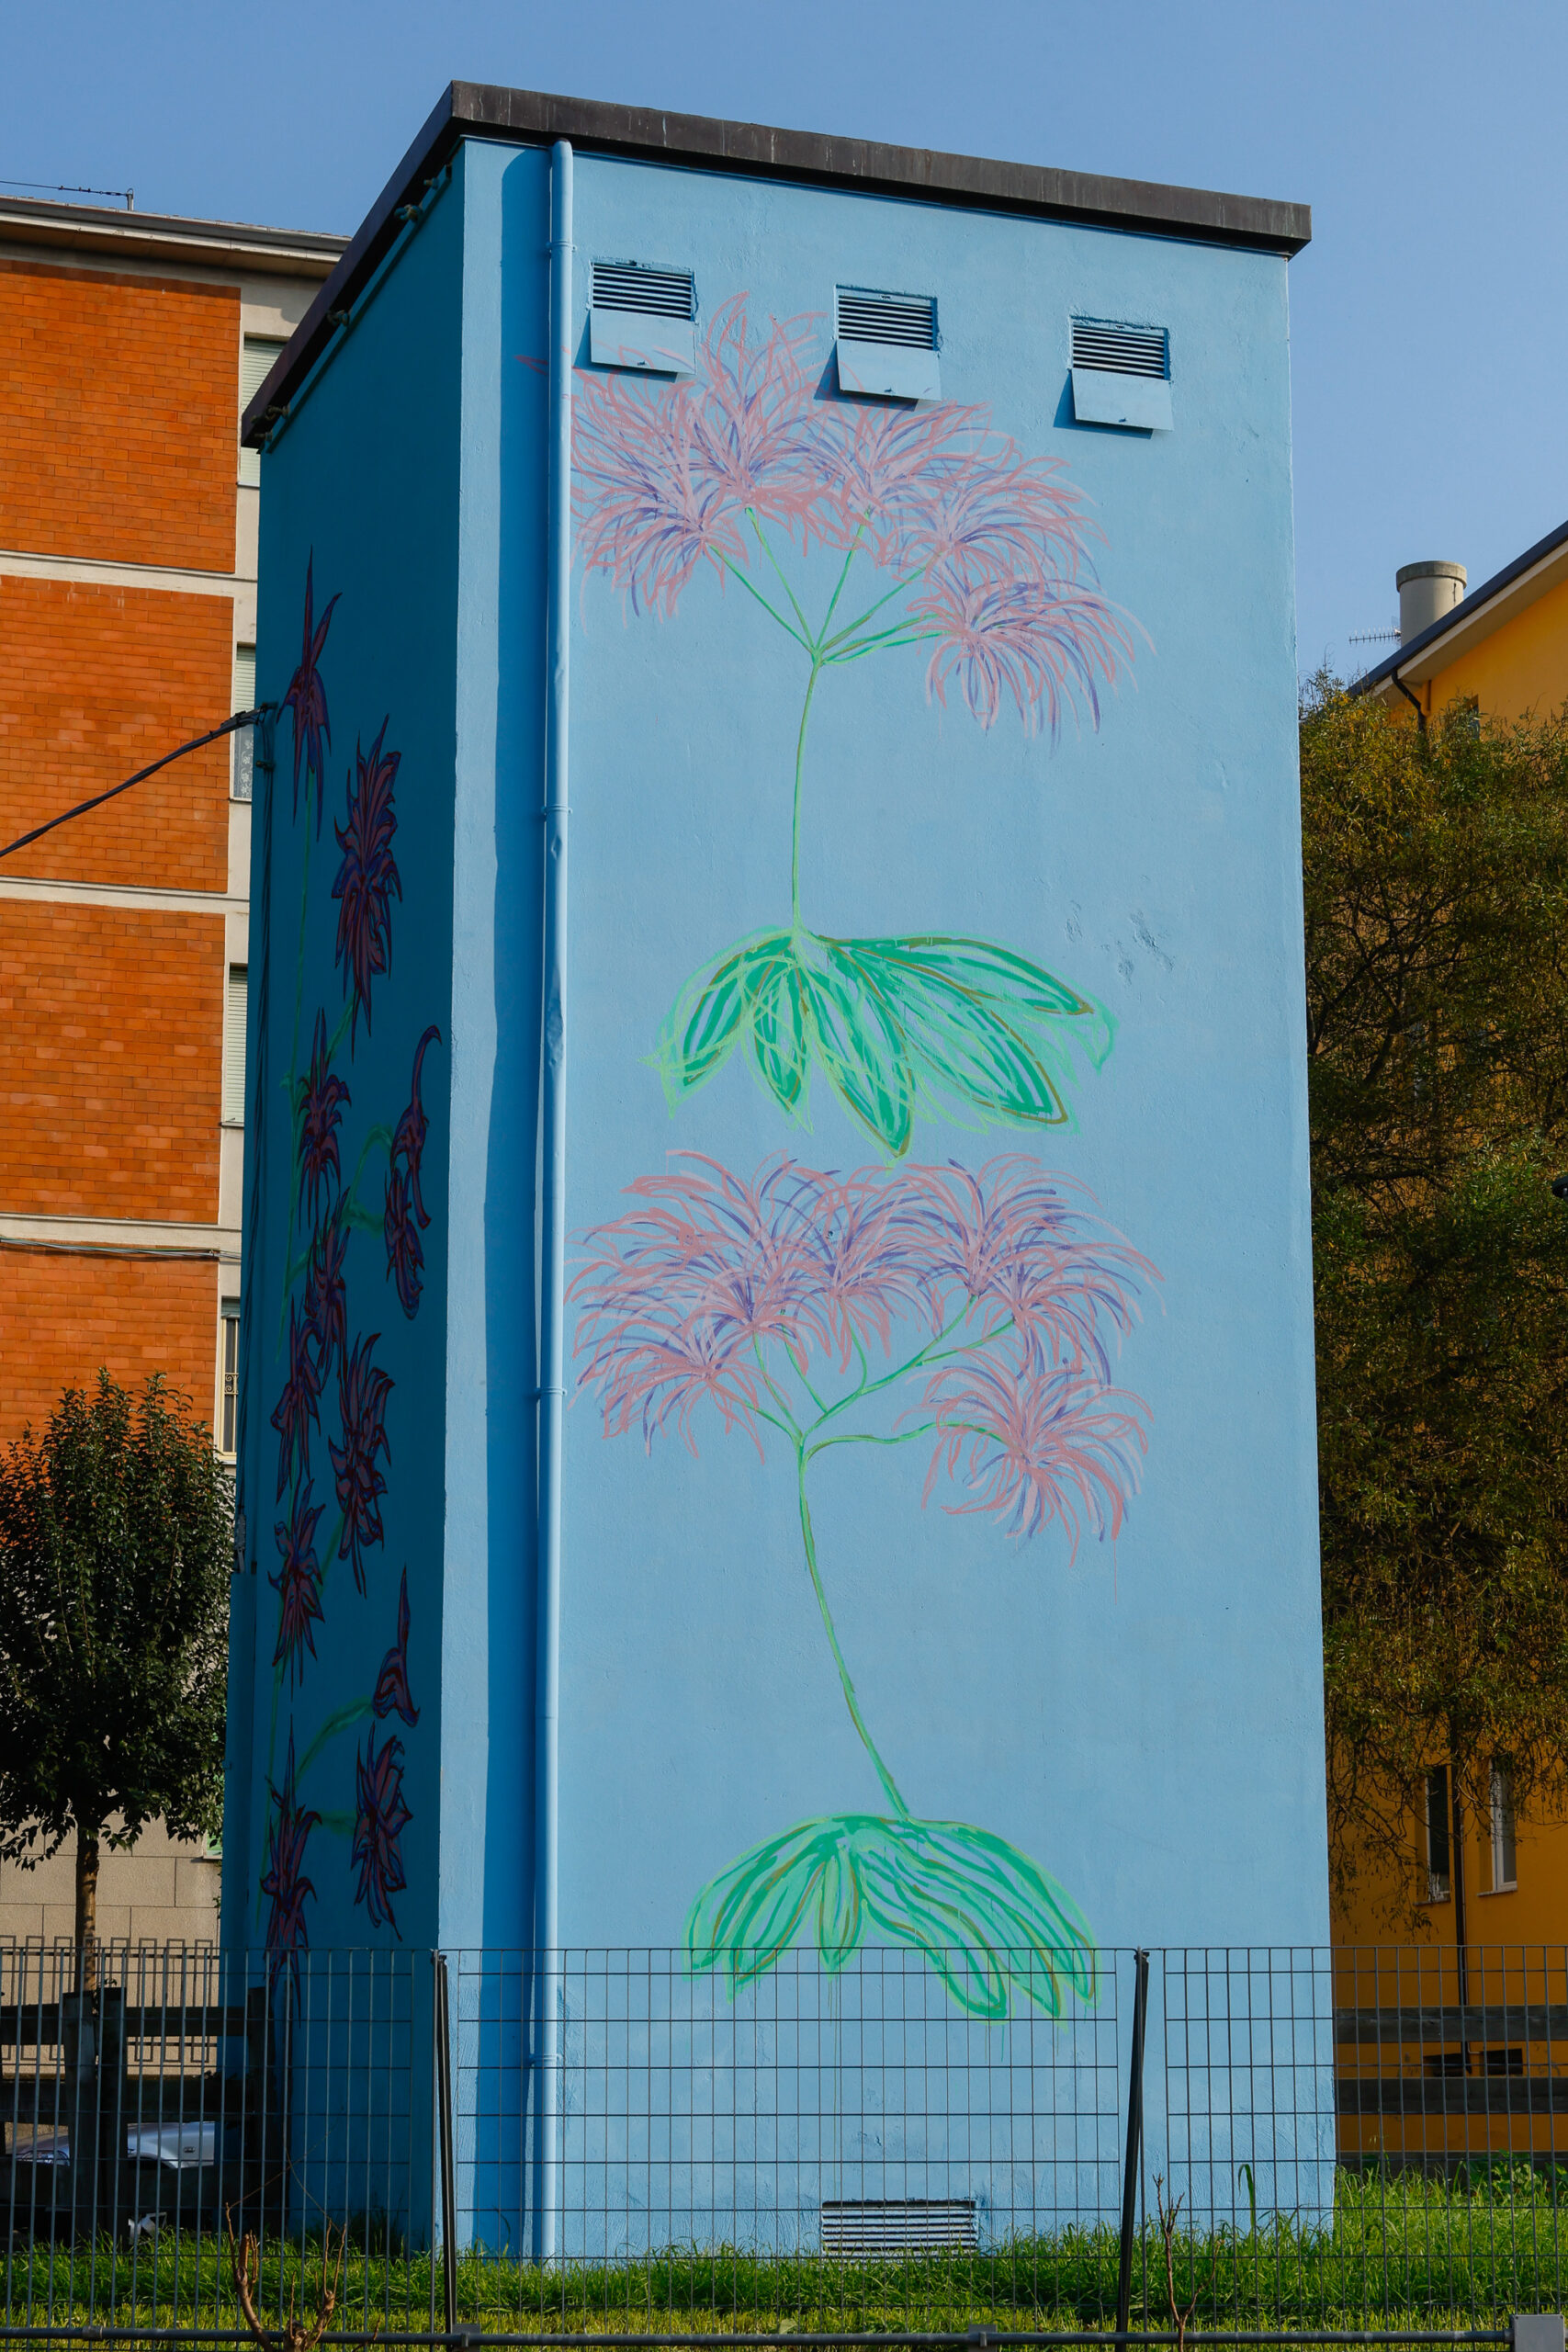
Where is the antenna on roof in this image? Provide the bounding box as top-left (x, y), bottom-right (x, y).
top-left (0, 177), bottom-right (135, 210)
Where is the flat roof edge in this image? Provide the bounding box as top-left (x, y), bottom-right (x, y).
top-left (243, 79), bottom-right (1310, 446)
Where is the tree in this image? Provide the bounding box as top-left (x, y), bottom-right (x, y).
top-left (0, 1372), bottom-right (230, 1981)
top-left (1303, 675), bottom-right (1568, 1914)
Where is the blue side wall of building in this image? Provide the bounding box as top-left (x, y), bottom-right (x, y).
top-left (232, 134), bottom-right (1325, 2018)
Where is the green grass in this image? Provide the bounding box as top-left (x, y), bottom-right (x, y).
top-left (5, 2166), bottom-right (1567, 2337)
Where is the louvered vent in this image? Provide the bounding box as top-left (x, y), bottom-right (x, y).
top-left (836, 288), bottom-right (938, 350)
top-left (834, 285), bottom-right (941, 401)
top-left (1070, 317), bottom-right (1174, 432)
top-left (589, 260), bottom-right (696, 376)
top-left (592, 262), bottom-right (695, 320)
top-left (1071, 319), bottom-right (1168, 379)
top-left (821, 2199), bottom-right (977, 2257)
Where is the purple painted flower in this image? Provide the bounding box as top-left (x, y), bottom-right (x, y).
top-left (297, 1010), bottom-right (351, 1223)
top-left (271, 1298), bottom-right (322, 1499)
top-left (271, 1481), bottom-right (324, 1684)
top-left (373, 1566), bottom-right (420, 1725)
top-left (303, 1205), bottom-right (350, 1385)
top-left (330, 1332), bottom-right (393, 1592)
top-left (352, 1727), bottom-right (412, 1936)
top-left (261, 1728), bottom-right (320, 1997)
top-left (921, 1358), bottom-right (1149, 1552)
top-left (382, 1166), bottom-right (424, 1322)
top-left (282, 555), bottom-right (341, 834)
top-left (332, 720), bottom-right (401, 1051)
top-left (384, 1024), bottom-right (442, 1317)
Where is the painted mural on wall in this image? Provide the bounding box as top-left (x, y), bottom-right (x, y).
top-left (258, 559), bottom-right (437, 1987)
top-left (572, 298), bottom-right (1160, 2018)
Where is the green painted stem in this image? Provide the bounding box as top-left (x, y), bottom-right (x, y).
top-left (791, 662), bottom-right (822, 932)
top-left (795, 1446), bottom-right (909, 1818)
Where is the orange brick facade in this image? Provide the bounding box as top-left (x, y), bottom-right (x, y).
top-left (0, 198), bottom-right (340, 1945)
top-left (0, 574), bottom-right (231, 888)
top-left (0, 1250), bottom-right (220, 1445)
top-left (0, 259), bottom-right (238, 571)
top-left (0, 899), bottom-right (222, 1225)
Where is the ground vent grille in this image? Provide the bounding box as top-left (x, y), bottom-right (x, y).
top-left (820, 2199), bottom-right (977, 2256)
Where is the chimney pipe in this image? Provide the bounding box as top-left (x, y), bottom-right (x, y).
top-left (1397, 560), bottom-right (1466, 644)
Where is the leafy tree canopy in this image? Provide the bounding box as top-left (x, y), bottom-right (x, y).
top-left (1303, 676), bottom-right (1568, 1913)
top-left (0, 1372), bottom-right (230, 1962)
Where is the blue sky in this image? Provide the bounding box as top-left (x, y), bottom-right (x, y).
top-left (5, 0), bottom-right (1561, 683)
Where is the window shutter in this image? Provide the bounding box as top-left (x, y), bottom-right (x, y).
top-left (239, 336), bottom-right (287, 486)
top-left (223, 965), bottom-right (249, 1123)
top-left (231, 644), bottom-right (256, 800)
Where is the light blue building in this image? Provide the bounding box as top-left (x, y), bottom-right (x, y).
top-left (226, 85), bottom-right (1319, 2247)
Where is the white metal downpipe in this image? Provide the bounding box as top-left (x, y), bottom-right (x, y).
top-left (536, 135), bottom-right (573, 2262)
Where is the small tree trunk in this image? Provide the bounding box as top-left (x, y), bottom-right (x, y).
top-left (74, 1827), bottom-right (99, 1992)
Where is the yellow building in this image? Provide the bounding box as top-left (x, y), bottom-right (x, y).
top-left (1337, 531), bottom-right (1568, 2158)
top-left (1359, 518), bottom-right (1568, 722)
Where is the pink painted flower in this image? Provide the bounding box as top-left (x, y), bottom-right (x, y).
top-left (571, 1156), bottom-right (840, 1451)
top-left (333, 720), bottom-right (401, 1050)
top-left (297, 1010), bottom-right (350, 1223)
top-left (892, 1158), bottom-right (1154, 1381)
top-left (352, 1727), bottom-right (411, 1937)
top-left (271, 1299), bottom-right (322, 1499)
top-left (271, 1480), bottom-right (324, 1684)
top-left (572, 292), bottom-right (1139, 736)
top-left (282, 555), bottom-right (341, 835)
top-left (574, 296), bottom-right (831, 617)
top-left (373, 1566), bottom-right (420, 1726)
top-left (914, 573), bottom-right (1133, 737)
top-left (922, 1357), bottom-right (1150, 1549)
top-left (261, 1728), bottom-right (320, 1997)
top-left (330, 1333), bottom-right (393, 1593)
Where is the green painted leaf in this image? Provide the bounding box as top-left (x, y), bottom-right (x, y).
top-left (685, 1811), bottom-right (1098, 2019)
top-left (751, 953), bottom-right (810, 1114)
top-left (801, 944), bottom-right (914, 1155)
top-left (839, 933), bottom-right (1114, 1136)
top-left (835, 942), bottom-right (1066, 1130)
top-left (652, 930), bottom-right (793, 1104)
top-left (654, 925), bottom-right (1113, 1149)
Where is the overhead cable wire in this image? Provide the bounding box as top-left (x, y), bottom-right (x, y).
top-left (0, 707), bottom-right (273, 864)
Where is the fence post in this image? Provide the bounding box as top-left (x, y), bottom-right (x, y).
top-left (433, 1953), bottom-right (457, 2338)
top-left (1115, 1949), bottom-right (1150, 2343)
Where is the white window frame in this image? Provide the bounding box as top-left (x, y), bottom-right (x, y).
top-left (1490, 1763), bottom-right (1517, 1892)
top-left (219, 1297), bottom-right (241, 1458)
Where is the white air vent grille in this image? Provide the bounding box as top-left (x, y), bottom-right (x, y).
top-left (592, 262), bottom-right (694, 320)
top-left (821, 2199), bottom-right (977, 2256)
top-left (1071, 319), bottom-right (1168, 379)
top-left (836, 287), bottom-right (938, 349)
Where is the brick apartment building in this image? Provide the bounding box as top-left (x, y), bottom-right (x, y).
top-left (0, 191), bottom-right (343, 1944)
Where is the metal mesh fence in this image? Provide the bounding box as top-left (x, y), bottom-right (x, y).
top-left (0, 1941), bottom-right (1565, 2340)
